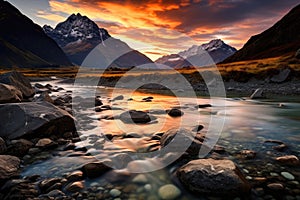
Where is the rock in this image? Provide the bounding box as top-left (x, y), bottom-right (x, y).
top-left (0, 102), bottom-right (75, 140)
top-left (34, 92), bottom-right (54, 104)
top-left (0, 83), bottom-right (22, 103)
top-left (65, 181), bottom-right (84, 192)
top-left (276, 155), bottom-right (299, 166)
top-left (46, 189), bottom-right (66, 198)
top-left (158, 184), bottom-right (181, 200)
top-left (0, 155), bottom-right (20, 179)
top-left (167, 108), bottom-right (184, 117)
top-left (120, 110), bottom-right (152, 124)
top-left (0, 71), bottom-right (35, 98)
top-left (112, 95), bottom-right (124, 101)
top-left (81, 161), bottom-right (112, 178)
top-left (66, 170), bottom-right (83, 182)
top-left (0, 137), bottom-right (7, 154)
top-left (267, 183), bottom-right (284, 190)
top-left (35, 138), bottom-right (56, 148)
top-left (270, 68), bottom-right (291, 83)
top-left (250, 88), bottom-right (265, 99)
top-left (281, 172), bottom-right (295, 180)
top-left (109, 189), bottom-right (121, 197)
top-left (177, 159), bottom-right (250, 196)
top-left (192, 125), bottom-right (204, 132)
top-left (132, 174), bottom-right (148, 184)
top-left (160, 128), bottom-right (203, 156)
top-left (7, 139), bottom-right (34, 157)
top-left (240, 150), bottom-right (256, 159)
top-left (34, 83), bottom-right (45, 89)
top-left (197, 104), bottom-right (212, 108)
top-left (39, 178), bottom-right (64, 192)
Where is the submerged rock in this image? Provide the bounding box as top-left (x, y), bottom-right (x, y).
top-left (177, 159), bottom-right (250, 196)
top-left (0, 102), bottom-right (75, 140)
top-left (158, 184), bottom-right (181, 200)
top-left (0, 71), bottom-right (35, 98)
top-left (0, 155), bottom-right (20, 180)
top-left (0, 83), bottom-right (22, 103)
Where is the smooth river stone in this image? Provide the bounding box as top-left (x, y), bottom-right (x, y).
top-left (281, 172), bottom-right (295, 180)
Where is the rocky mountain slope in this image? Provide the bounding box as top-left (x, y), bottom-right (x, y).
top-left (0, 0), bottom-right (71, 68)
top-left (156, 39), bottom-right (236, 68)
top-left (224, 4), bottom-right (300, 63)
top-left (44, 13), bottom-right (153, 68)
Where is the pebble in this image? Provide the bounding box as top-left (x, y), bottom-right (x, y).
top-left (281, 172), bottom-right (295, 180)
top-left (270, 172), bottom-right (279, 177)
top-left (144, 184), bottom-right (152, 191)
top-left (267, 183), bottom-right (284, 190)
top-left (109, 189), bottom-right (121, 197)
top-left (132, 174), bottom-right (148, 184)
top-left (65, 181), bottom-right (84, 192)
top-left (158, 184), bottom-right (181, 200)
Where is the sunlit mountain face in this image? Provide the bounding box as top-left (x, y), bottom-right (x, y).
top-left (6, 0), bottom-right (300, 60)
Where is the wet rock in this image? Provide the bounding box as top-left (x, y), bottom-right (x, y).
top-left (177, 159), bottom-right (250, 196)
top-left (264, 140), bottom-right (287, 151)
top-left (142, 96), bottom-right (154, 101)
top-left (192, 125), bottom-right (204, 132)
top-left (39, 178), bottom-right (64, 192)
top-left (167, 108), bottom-right (184, 117)
top-left (276, 155), bottom-right (299, 166)
top-left (281, 172), bottom-right (295, 180)
top-left (1, 179), bottom-right (38, 199)
top-left (35, 138), bottom-right (56, 149)
top-left (160, 128), bottom-right (203, 156)
top-left (0, 155), bottom-right (20, 179)
top-left (33, 92), bottom-right (54, 104)
top-left (158, 184), bottom-right (181, 200)
top-left (45, 189), bottom-right (66, 198)
top-left (112, 95), bottom-right (124, 101)
top-left (213, 145), bottom-right (226, 154)
top-left (34, 83), bottom-right (45, 89)
top-left (7, 139), bottom-right (34, 157)
top-left (0, 102), bottom-right (75, 140)
top-left (0, 137), bottom-right (7, 154)
top-left (132, 174), bottom-right (148, 184)
top-left (65, 181), bottom-right (84, 192)
top-left (120, 110), bottom-right (152, 124)
top-left (240, 150), bottom-right (257, 159)
top-left (270, 68), bottom-right (291, 83)
top-left (267, 183), bottom-right (284, 190)
top-left (0, 83), bottom-right (22, 103)
top-left (0, 71), bottom-right (35, 98)
top-left (250, 88), bottom-right (265, 99)
top-left (66, 170), bottom-right (83, 182)
top-left (196, 104), bottom-right (212, 108)
top-left (109, 188), bottom-right (121, 197)
top-left (81, 161), bottom-right (112, 178)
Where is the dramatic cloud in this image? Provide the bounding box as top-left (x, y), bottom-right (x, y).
top-left (7, 0), bottom-right (300, 60)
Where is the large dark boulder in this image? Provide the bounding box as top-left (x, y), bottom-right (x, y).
top-left (177, 159), bottom-right (250, 197)
top-left (0, 102), bottom-right (75, 140)
top-left (0, 71), bottom-right (35, 98)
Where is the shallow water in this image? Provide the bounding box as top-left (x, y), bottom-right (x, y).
top-left (22, 81), bottom-right (300, 199)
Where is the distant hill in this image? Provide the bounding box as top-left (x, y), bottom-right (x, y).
top-left (44, 13), bottom-right (153, 68)
top-left (0, 0), bottom-right (71, 68)
top-left (224, 4), bottom-right (300, 63)
top-left (156, 39), bottom-right (236, 68)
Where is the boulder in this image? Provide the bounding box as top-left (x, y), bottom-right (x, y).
top-left (119, 110), bottom-right (152, 124)
top-left (0, 102), bottom-right (75, 140)
top-left (250, 88), bottom-right (265, 99)
top-left (270, 68), bottom-right (291, 83)
top-left (177, 159), bottom-right (250, 197)
top-left (81, 161), bottom-right (112, 178)
top-left (0, 155), bottom-right (20, 179)
top-left (160, 128), bottom-right (204, 156)
top-left (0, 83), bottom-right (22, 103)
top-left (0, 71), bottom-right (35, 98)
top-left (167, 108), bottom-right (184, 117)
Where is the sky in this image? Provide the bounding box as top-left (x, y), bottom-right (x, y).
top-left (6, 0), bottom-right (300, 60)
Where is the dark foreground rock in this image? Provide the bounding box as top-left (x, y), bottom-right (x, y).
top-left (0, 102), bottom-right (75, 140)
top-left (0, 71), bottom-right (35, 98)
top-left (0, 155), bottom-right (20, 180)
top-left (177, 159), bottom-right (250, 197)
top-left (119, 110), bottom-right (152, 124)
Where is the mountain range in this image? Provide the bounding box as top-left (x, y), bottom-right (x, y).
top-left (43, 13), bottom-right (153, 68)
top-left (156, 39), bottom-right (237, 68)
top-left (0, 0), bottom-right (71, 68)
top-left (224, 4), bottom-right (300, 63)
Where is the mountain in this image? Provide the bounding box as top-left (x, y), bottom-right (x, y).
top-left (0, 0), bottom-right (71, 68)
top-left (224, 4), bottom-right (300, 63)
top-left (155, 39), bottom-right (236, 68)
top-left (44, 13), bottom-right (153, 68)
